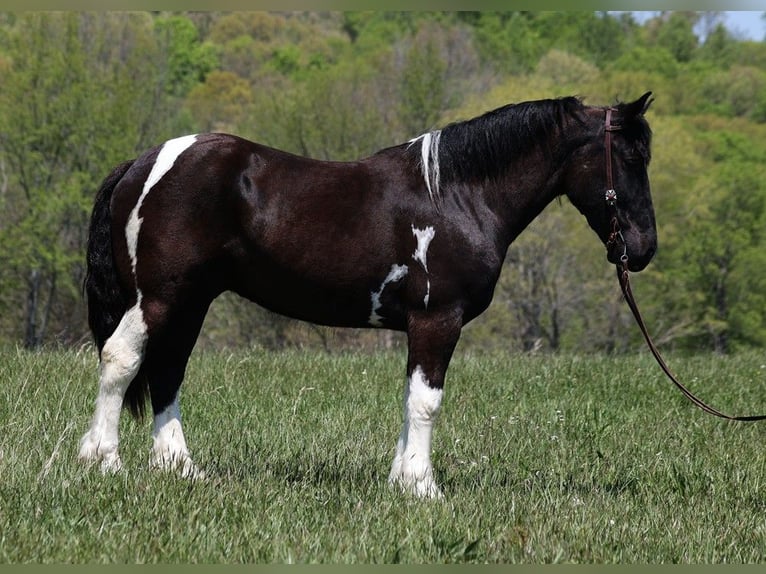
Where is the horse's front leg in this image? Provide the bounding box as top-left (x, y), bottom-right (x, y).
top-left (389, 308), bottom-right (462, 499)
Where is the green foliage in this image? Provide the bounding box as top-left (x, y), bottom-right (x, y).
top-left (154, 15), bottom-right (218, 97)
top-left (2, 10), bottom-right (766, 353)
top-left (470, 12), bottom-right (541, 74)
top-left (640, 118), bottom-right (766, 353)
top-left (655, 12), bottom-right (699, 63)
top-left (0, 13), bottom-right (191, 347)
top-left (398, 23), bottom-right (450, 134)
top-left (609, 45), bottom-right (680, 78)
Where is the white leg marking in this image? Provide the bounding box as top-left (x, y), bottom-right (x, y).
top-left (78, 305), bottom-right (148, 473)
top-left (151, 394), bottom-right (203, 479)
top-left (126, 134), bottom-right (198, 277)
top-left (389, 365), bottom-right (444, 498)
top-left (369, 264), bottom-right (409, 327)
top-left (411, 225), bottom-right (435, 309)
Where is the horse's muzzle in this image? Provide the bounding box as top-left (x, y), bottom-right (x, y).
top-left (607, 233), bottom-right (656, 272)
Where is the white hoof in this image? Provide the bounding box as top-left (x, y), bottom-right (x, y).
top-left (150, 452), bottom-right (205, 480)
top-left (388, 473), bottom-right (444, 499)
top-left (78, 432), bottom-right (122, 474)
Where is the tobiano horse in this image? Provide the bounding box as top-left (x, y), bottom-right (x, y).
top-left (79, 92), bottom-right (656, 497)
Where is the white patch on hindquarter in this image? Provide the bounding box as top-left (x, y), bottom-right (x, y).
top-left (125, 134), bottom-right (198, 291)
top-left (411, 225), bottom-right (435, 308)
top-left (369, 264), bottom-right (409, 326)
top-left (408, 130), bottom-right (442, 202)
top-left (389, 365), bottom-right (444, 498)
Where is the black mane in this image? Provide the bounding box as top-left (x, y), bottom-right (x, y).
top-left (409, 96), bottom-right (585, 189)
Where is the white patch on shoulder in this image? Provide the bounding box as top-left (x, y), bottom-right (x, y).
top-left (126, 134), bottom-right (198, 283)
top-left (369, 264), bottom-right (409, 326)
top-left (411, 225), bottom-right (435, 308)
top-left (411, 225), bottom-right (435, 272)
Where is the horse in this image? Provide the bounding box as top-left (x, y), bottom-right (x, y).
top-left (79, 92), bottom-right (656, 498)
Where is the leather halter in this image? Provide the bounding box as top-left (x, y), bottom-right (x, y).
top-left (604, 108), bottom-right (766, 422)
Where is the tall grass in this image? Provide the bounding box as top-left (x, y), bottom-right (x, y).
top-left (1, 346), bottom-right (765, 562)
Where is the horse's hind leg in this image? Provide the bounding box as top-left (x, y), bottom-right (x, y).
top-left (79, 305), bottom-right (147, 472)
top-left (142, 299), bottom-right (210, 478)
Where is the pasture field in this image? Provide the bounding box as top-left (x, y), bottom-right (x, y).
top-left (1, 345), bottom-right (766, 563)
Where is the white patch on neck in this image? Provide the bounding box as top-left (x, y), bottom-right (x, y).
top-left (369, 264), bottom-right (408, 326)
top-left (409, 130), bottom-right (442, 202)
top-left (125, 134), bottom-right (197, 296)
top-left (411, 225), bottom-right (435, 308)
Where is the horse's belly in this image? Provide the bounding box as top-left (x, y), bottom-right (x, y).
top-left (230, 267), bottom-right (408, 331)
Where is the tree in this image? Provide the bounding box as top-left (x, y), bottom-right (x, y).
top-left (397, 23), bottom-right (449, 134)
top-left (153, 15), bottom-right (218, 97)
top-left (185, 70), bottom-right (254, 133)
top-left (666, 127), bottom-right (766, 352)
top-left (655, 12), bottom-right (699, 63)
top-left (0, 13), bottom-right (190, 347)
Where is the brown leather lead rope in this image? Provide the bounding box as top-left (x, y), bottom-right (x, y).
top-left (604, 108), bottom-right (766, 422)
top-left (617, 262), bottom-right (766, 421)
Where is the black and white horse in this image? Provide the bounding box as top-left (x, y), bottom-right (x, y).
top-left (79, 93), bottom-right (656, 497)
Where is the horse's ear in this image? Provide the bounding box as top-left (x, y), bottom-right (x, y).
top-left (625, 91), bottom-right (653, 118)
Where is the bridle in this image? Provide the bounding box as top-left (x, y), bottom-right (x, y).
top-left (603, 107), bottom-right (766, 422)
top-left (604, 108), bottom-right (626, 265)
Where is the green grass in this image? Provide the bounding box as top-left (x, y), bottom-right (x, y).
top-left (2, 346), bottom-right (766, 563)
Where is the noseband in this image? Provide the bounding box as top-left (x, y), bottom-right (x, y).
top-left (603, 108), bottom-right (766, 422)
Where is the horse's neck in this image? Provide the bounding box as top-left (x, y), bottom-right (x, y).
top-left (481, 149), bottom-right (566, 248)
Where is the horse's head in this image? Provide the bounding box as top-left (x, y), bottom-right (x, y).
top-left (565, 92), bottom-right (657, 272)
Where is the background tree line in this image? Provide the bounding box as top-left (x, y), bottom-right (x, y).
top-left (1, 11), bottom-right (765, 355)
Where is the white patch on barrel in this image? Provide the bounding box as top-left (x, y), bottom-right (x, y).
top-left (411, 225), bottom-right (435, 308)
top-left (369, 264), bottom-right (408, 326)
top-left (125, 135), bottom-right (198, 287)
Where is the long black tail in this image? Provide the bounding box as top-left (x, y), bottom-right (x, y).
top-left (85, 160), bottom-right (151, 418)
top-left (84, 160), bottom-right (135, 352)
